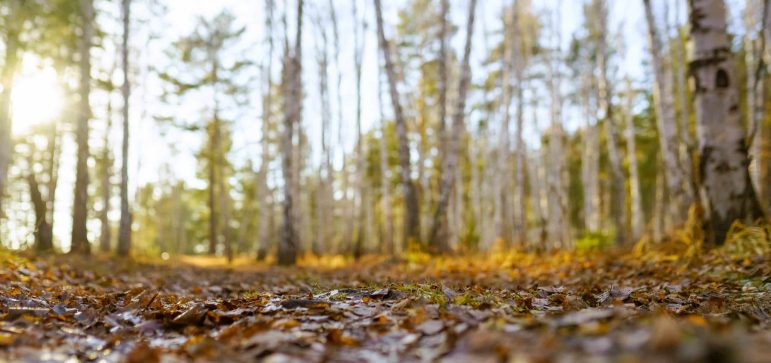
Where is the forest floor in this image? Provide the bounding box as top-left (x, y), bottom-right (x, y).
top-left (0, 246), bottom-right (770, 363)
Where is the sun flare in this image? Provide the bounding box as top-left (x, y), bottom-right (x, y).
top-left (10, 66), bottom-right (63, 135)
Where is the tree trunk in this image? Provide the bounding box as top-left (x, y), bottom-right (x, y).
top-left (278, 0), bottom-right (303, 265)
top-left (0, 10), bottom-right (18, 224)
top-left (377, 54), bottom-right (394, 255)
top-left (624, 79), bottom-right (644, 241)
top-left (596, 0), bottom-right (628, 245)
top-left (352, 0), bottom-right (366, 258)
top-left (643, 0), bottom-right (693, 226)
top-left (688, 0), bottom-right (764, 245)
top-left (117, 0), bottom-right (132, 257)
top-left (71, 0), bottom-right (94, 255)
top-left (581, 75), bottom-right (600, 232)
top-left (430, 0), bottom-right (450, 250)
top-left (374, 0), bottom-right (420, 248)
top-left (429, 0), bottom-right (477, 253)
top-left (28, 171), bottom-right (53, 253)
top-left (546, 21), bottom-right (570, 249)
top-left (512, 7), bottom-right (527, 246)
top-left (494, 5), bottom-right (514, 246)
top-left (256, 0), bottom-right (275, 261)
top-left (99, 92), bottom-right (113, 253)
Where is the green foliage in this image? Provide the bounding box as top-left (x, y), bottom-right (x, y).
top-left (574, 231), bottom-right (613, 252)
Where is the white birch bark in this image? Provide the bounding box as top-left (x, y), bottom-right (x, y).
top-left (688, 0), bottom-right (764, 244)
top-left (643, 0), bottom-right (693, 226)
top-left (580, 76), bottom-right (600, 232)
top-left (624, 79), bottom-right (644, 241)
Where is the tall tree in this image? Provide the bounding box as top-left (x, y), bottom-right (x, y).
top-left (643, 0), bottom-right (693, 227)
top-left (117, 0), bottom-right (132, 257)
top-left (374, 0), bottom-right (421, 248)
top-left (594, 0), bottom-right (627, 245)
top-left (99, 78), bottom-right (114, 253)
top-left (71, 0), bottom-right (94, 255)
top-left (256, 0), bottom-right (275, 261)
top-left (624, 79), bottom-right (644, 241)
top-left (546, 9), bottom-right (570, 248)
top-left (0, 1), bottom-right (22, 224)
top-left (278, 0), bottom-right (304, 265)
top-left (494, 3), bottom-right (514, 245)
top-left (688, 0), bottom-right (764, 245)
top-left (429, 0), bottom-right (478, 252)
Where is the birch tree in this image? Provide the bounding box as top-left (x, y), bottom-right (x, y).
top-left (374, 0), bottom-right (421, 248)
top-left (546, 9), bottom-right (570, 248)
top-left (256, 0), bottom-right (275, 261)
top-left (71, 0), bottom-right (95, 255)
top-left (624, 79), bottom-right (644, 241)
top-left (429, 0), bottom-right (477, 253)
top-left (643, 0), bottom-right (693, 227)
top-left (688, 0), bottom-right (764, 245)
top-left (117, 0), bottom-right (132, 257)
top-left (594, 0), bottom-right (627, 245)
top-left (279, 0), bottom-right (304, 265)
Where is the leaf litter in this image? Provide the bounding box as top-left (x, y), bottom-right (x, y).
top-left (0, 251), bottom-right (769, 362)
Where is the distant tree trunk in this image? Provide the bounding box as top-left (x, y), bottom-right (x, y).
top-left (0, 8), bottom-right (19, 224)
top-left (257, 0), bottom-right (274, 261)
top-left (377, 55), bottom-right (394, 255)
top-left (673, 1), bottom-right (695, 199)
top-left (688, 0), bottom-right (764, 245)
top-left (208, 118), bottom-right (220, 255)
top-left (512, 6), bottom-right (527, 246)
top-left (430, 0), bottom-right (450, 250)
top-left (494, 5), bottom-right (514, 246)
top-left (313, 8), bottom-right (331, 256)
top-left (624, 79), bottom-right (644, 241)
top-left (643, 0), bottom-right (693, 226)
top-left (28, 171), bottom-right (53, 252)
top-left (596, 0), bottom-right (627, 245)
top-left (374, 0), bottom-right (421, 248)
top-left (580, 75), bottom-right (600, 232)
top-left (430, 0), bottom-right (477, 253)
top-left (352, 0), bottom-right (367, 258)
top-left (117, 0), bottom-right (132, 257)
top-left (546, 21), bottom-right (570, 249)
top-left (71, 0), bottom-right (94, 255)
top-left (278, 0), bottom-right (303, 265)
top-left (652, 157), bottom-right (666, 241)
top-left (99, 93), bottom-right (113, 253)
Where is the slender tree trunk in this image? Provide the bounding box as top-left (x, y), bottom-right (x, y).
top-left (546, 18), bottom-right (570, 249)
top-left (99, 92), bottom-right (113, 253)
top-left (117, 0), bottom-right (132, 257)
top-left (430, 0), bottom-right (477, 253)
top-left (431, 0), bottom-right (450, 250)
top-left (208, 117), bottom-right (220, 255)
top-left (643, 0), bottom-right (693, 226)
top-left (495, 5), bottom-right (514, 246)
top-left (257, 0), bottom-right (275, 261)
top-left (374, 0), bottom-right (420, 248)
top-left (71, 0), bottom-right (94, 255)
top-left (278, 0), bottom-right (303, 265)
top-left (673, 1), bottom-right (696, 198)
top-left (0, 12), bottom-right (18, 224)
top-left (28, 170), bottom-right (53, 252)
top-left (624, 79), bottom-right (644, 241)
top-left (581, 76), bottom-right (600, 232)
top-left (596, 0), bottom-right (627, 245)
top-left (352, 0), bottom-right (367, 258)
top-left (377, 57), bottom-right (394, 255)
top-left (688, 0), bottom-right (764, 245)
top-left (512, 10), bottom-right (527, 246)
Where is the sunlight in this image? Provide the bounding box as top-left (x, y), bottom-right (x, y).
top-left (11, 66), bottom-right (63, 134)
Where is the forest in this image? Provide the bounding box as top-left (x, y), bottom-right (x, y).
top-left (0, 0), bottom-right (770, 361)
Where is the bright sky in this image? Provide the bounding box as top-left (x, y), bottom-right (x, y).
top-left (7, 0), bottom-right (752, 250)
